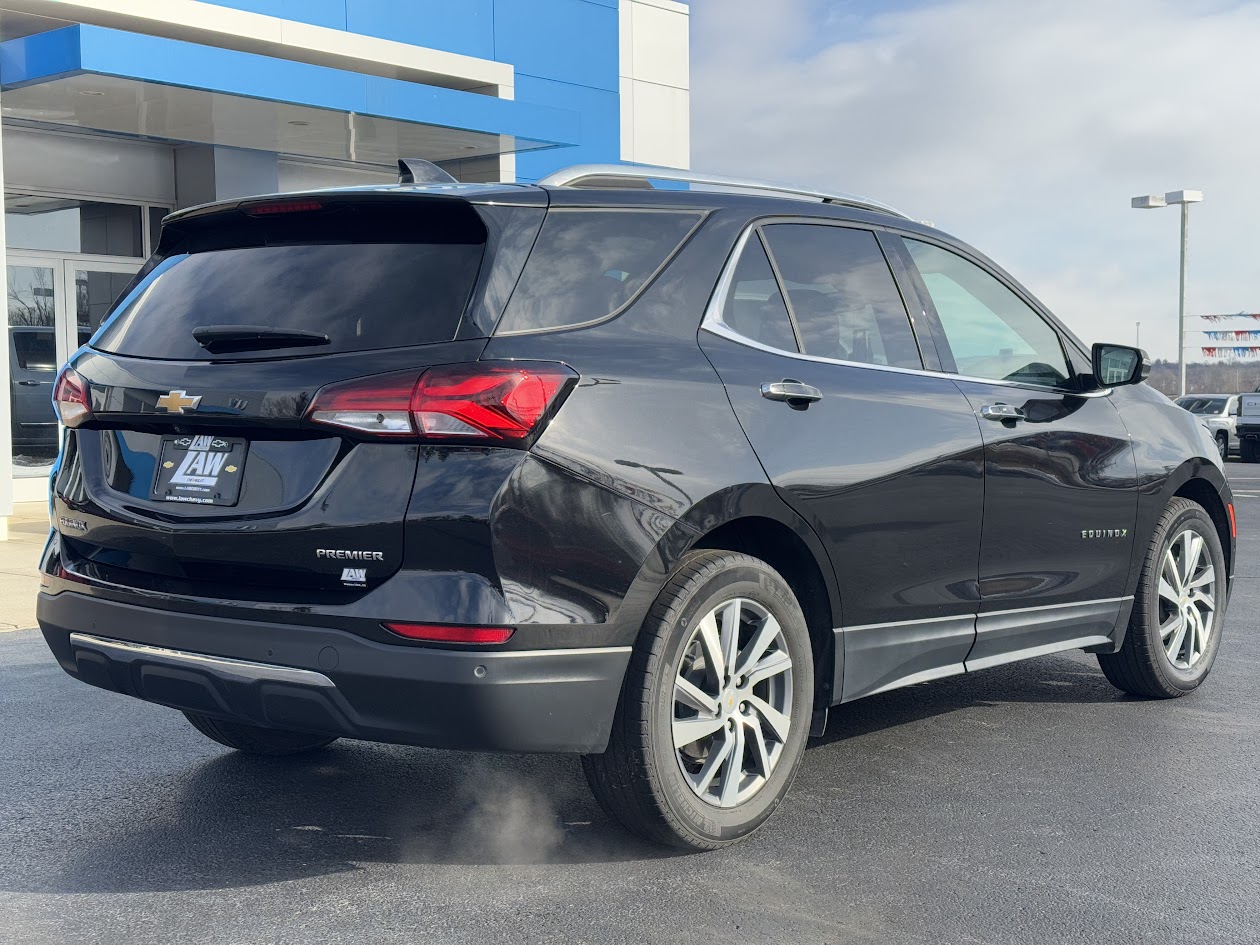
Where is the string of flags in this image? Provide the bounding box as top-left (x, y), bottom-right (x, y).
top-left (1196, 315), bottom-right (1260, 357)
top-left (1203, 330), bottom-right (1260, 341)
top-left (1202, 346), bottom-right (1260, 358)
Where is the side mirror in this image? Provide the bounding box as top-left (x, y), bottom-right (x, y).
top-left (1092, 343), bottom-right (1150, 388)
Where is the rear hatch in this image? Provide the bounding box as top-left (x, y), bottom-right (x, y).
top-left (52, 192), bottom-right (528, 599)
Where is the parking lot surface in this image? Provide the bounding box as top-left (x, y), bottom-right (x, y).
top-left (3, 466), bottom-right (1259, 945)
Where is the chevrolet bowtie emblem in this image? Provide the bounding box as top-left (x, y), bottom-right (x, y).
top-left (155, 390), bottom-right (202, 414)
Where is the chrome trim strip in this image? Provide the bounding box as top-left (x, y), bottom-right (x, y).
top-left (836, 597), bottom-right (1133, 635)
top-left (700, 219), bottom-right (1115, 399)
top-left (978, 596), bottom-right (1133, 619)
top-left (840, 613), bottom-right (976, 633)
top-left (69, 632), bottom-right (632, 670)
top-left (432, 646), bottom-right (634, 660)
top-left (537, 163), bottom-right (910, 218)
top-left (863, 663), bottom-right (966, 697)
top-left (965, 636), bottom-right (1114, 673)
top-left (69, 633), bottom-right (337, 687)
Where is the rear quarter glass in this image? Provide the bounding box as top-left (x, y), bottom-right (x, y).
top-left (493, 208), bottom-right (705, 335)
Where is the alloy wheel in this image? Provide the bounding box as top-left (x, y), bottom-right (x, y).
top-left (1157, 528), bottom-right (1217, 670)
top-left (672, 597), bottom-right (794, 808)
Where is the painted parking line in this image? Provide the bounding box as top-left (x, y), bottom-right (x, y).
top-left (0, 626), bottom-right (37, 634)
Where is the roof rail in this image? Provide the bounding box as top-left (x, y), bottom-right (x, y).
top-left (537, 163), bottom-right (908, 219)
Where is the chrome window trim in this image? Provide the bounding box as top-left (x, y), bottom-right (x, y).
top-left (702, 219), bottom-right (1115, 399)
top-left (493, 206), bottom-right (710, 338)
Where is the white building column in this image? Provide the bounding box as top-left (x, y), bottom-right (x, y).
top-left (619, 0), bottom-right (691, 169)
top-left (0, 102), bottom-right (13, 540)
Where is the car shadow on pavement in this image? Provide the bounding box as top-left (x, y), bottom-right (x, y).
top-left (4, 744), bottom-right (685, 895)
top-left (812, 651), bottom-right (1136, 748)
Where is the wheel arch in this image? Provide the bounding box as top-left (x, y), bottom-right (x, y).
top-left (617, 483), bottom-right (842, 713)
top-left (1136, 459), bottom-right (1234, 595)
top-left (1172, 474), bottom-right (1233, 584)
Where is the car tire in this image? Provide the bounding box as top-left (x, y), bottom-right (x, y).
top-left (1215, 432), bottom-right (1228, 460)
top-left (1097, 498), bottom-right (1227, 698)
top-left (582, 549), bottom-right (814, 850)
top-left (1241, 440), bottom-right (1258, 463)
top-left (183, 711), bottom-right (338, 755)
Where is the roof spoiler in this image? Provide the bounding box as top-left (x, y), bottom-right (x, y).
top-left (398, 158), bottom-right (458, 185)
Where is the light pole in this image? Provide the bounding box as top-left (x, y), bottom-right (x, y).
top-left (1132, 190), bottom-right (1203, 397)
top-left (1136, 321), bottom-right (1141, 347)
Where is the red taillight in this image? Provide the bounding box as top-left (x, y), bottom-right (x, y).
top-left (53, 367), bottom-right (91, 428)
top-left (307, 370), bottom-right (419, 437)
top-left (384, 622), bottom-right (514, 644)
top-left (307, 362), bottom-right (576, 445)
top-left (242, 198), bottom-right (323, 216)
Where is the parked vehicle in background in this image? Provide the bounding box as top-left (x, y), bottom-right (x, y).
top-left (1175, 394), bottom-right (1240, 459)
top-left (36, 162), bottom-right (1236, 850)
top-left (1236, 393), bottom-right (1260, 461)
top-left (9, 327), bottom-right (60, 454)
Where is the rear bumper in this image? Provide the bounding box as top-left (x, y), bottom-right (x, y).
top-left (37, 589), bottom-right (630, 754)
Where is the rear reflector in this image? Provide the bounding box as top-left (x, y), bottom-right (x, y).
top-left (242, 199), bottom-right (324, 216)
top-left (1228, 502), bottom-right (1237, 539)
top-left (307, 361), bottom-right (577, 445)
top-left (384, 622), bottom-right (514, 644)
top-left (53, 367), bottom-right (91, 427)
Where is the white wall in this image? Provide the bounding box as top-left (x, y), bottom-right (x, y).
top-left (3, 126), bottom-right (175, 204)
top-left (619, 0), bottom-right (690, 169)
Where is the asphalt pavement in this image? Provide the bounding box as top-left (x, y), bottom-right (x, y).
top-left (3, 467), bottom-right (1259, 945)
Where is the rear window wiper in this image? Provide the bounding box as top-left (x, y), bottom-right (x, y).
top-left (192, 325), bottom-right (331, 354)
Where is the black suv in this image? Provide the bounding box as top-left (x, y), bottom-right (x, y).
top-left (37, 163), bottom-right (1234, 850)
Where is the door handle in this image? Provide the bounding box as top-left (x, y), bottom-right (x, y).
top-left (981, 403), bottom-right (1026, 422)
top-left (761, 379), bottom-right (823, 406)
top-left (16, 380), bottom-right (42, 387)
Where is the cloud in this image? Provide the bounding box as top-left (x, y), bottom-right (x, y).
top-left (690, 0), bottom-right (1260, 360)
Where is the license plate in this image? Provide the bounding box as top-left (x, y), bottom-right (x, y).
top-left (151, 434), bottom-right (247, 506)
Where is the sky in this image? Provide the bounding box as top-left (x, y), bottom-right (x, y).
top-left (687, 0), bottom-right (1260, 361)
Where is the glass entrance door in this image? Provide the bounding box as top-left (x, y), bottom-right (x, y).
top-left (6, 255), bottom-right (139, 483)
top-left (65, 263), bottom-right (138, 353)
top-left (7, 255), bottom-right (66, 475)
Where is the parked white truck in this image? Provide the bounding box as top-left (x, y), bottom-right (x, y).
top-left (1236, 392), bottom-right (1260, 461)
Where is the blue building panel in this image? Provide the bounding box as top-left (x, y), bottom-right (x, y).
top-left (493, 0), bottom-right (619, 92)
top-left (0, 26), bottom-right (578, 148)
top-left (6, 0), bottom-right (663, 180)
top-left (512, 76), bottom-right (619, 182)
top-left (345, 1), bottom-right (496, 61)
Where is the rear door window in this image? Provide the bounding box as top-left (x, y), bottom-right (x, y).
top-left (12, 330), bottom-right (57, 371)
top-left (495, 209), bottom-right (704, 334)
top-left (760, 223), bottom-right (922, 369)
top-left (720, 232), bottom-right (799, 352)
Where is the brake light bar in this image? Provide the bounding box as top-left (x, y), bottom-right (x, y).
top-left (384, 622), bottom-right (514, 644)
top-left (53, 367), bottom-right (91, 428)
top-left (242, 198), bottom-right (324, 216)
top-left (307, 362), bottom-right (577, 446)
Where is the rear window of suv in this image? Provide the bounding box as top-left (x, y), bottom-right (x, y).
top-left (91, 199), bottom-right (488, 361)
top-left (494, 209), bottom-right (704, 335)
top-left (93, 243), bottom-right (483, 360)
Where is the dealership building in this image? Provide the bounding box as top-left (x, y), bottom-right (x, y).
top-left (0, 0), bottom-right (690, 524)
